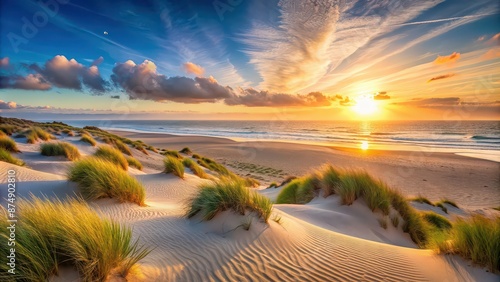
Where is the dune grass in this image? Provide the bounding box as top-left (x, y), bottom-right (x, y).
top-left (182, 158), bottom-right (208, 178)
top-left (94, 146), bottom-right (128, 170)
top-left (126, 156), bottom-right (143, 170)
top-left (443, 215), bottom-right (500, 273)
top-left (378, 217), bottom-right (388, 229)
top-left (0, 124), bottom-right (18, 135)
top-left (25, 127), bottom-right (54, 144)
top-left (0, 197), bottom-right (150, 281)
top-left (410, 195), bottom-right (434, 206)
top-left (268, 182), bottom-right (278, 189)
top-left (113, 139), bottom-right (132, 156)
top-left (134, 144), bottom-right (149, 155)
top-left (146, 145), bottom-right (158, 153)
top-left (0, 136), bottom-right (20, 152)
top-left (435, 202), bottom-right (448, 213)
top-left (0, 148), bottom-right (25, 166)
top-left (40, 142), bottom-right (81, 161)
top-left (390, 214), bottom-right (400, 228)
top-left (437, 198), bottom-right (458, 208)
top-left (180, 147), bottom-right (192, 155)
top-left (187, 177), bottom-right (272, 222)
top-left (67, 157), bottom-right (145, 206)
top-left (80, 133), bottom-right (97, 146)
top-left (422, 212), bottom-right (452, 230)
top-left (164, 156), bottom-right (184, 178)
top-left (163, 150), bottom-right (182, 159)
top-left (276, 165), bottom-right (432, 247)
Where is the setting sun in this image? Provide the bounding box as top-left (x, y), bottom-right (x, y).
top-left (352, 96), bottom-right (378, 115)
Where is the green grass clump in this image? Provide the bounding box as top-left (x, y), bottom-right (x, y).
top-left (0, 197), bottom-right (150, 281)
top-left (411, 196), bottom-right (434, 206)
top-left (319, 165), bottom-right (341, 197)
top-left (80, 133), bottom-right (97, 146)
top-left (436, 202), bottom-right (448, 213)
top-left (0, 124), bottom-right (18, 135)
top-left (164, 150), bottom-right (181, 159)
top-left (276, 179), bottom-right (301, 204)
top-left (164, 156), bottom-right (184, 178)
top-left (94, 146), bottom-right (128, 170)
top-left (25, 127), bottom-right (54, 144)
top-left (182, 158), bottom-right (208, 178)
top-left (243, 177), bottom-right (260, 188)
top-left (446, 215), bottom-right (500, 273)
top-left (134, 144), bottom-right (149, 155)
top-left (192, 153), bottom-right (201, 159)
top-left (126, 156), bottom-right (143, 170)
top-left (422, 212), bottom-right (452, 230)
top-left (40, 142), bottom-right (81, 161)
top-left (146, 145), bottom-right (158, 153)
top-left (0, 136), bottom-right (20, 152)
top-left (0, 148), bottom-right (25, 166)
top-left (113, 139), bottom-right (132, 156)
top-left (187, 177), bottom-right (272, 222)
top-left (67, 157), bottom-right (145, 205)
top-left (180, 147), bottom-right (192, 155)
top-left (436, 198), bottom-right (458, 209)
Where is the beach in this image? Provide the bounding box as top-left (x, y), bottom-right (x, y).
top-left (0, 120), bottom-right (499, 281)
top-left (111, 130), bottom-right (500, 210)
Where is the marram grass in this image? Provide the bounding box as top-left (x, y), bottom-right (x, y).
top-left (25, 127), bottom-right (54, 144)
top-left (0, 136), bottom-right (20, 152)
top-left (0, 148), bottom-right (25, 166)
top-left (40, 142), bottom-right (81, 161)
top-left (182, 158), bottom-right (208, 178)
top-left (94, 146), bottom-right (128, 170)
top-left (187, 177), bottom-right (272, 222)
top-left (164, 155), bottom-right (185, 178)
top-left (80, 133), bottom-right (97, 146)
top-left (126, 155), bottom-right (143, 170)
top-left (0, 197), bottom-right (150, 282)
top-left (67, 157), bottom-right (145, 206)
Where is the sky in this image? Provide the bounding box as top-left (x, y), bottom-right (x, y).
top-left (0, 0), bottom-right (499, 120)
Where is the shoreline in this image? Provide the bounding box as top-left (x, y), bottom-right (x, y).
top-left (109, 129), bottom-right (500, 209)
top-left (102, 127), bottom-right (500, 162)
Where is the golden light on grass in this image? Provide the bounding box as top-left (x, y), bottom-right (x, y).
top-left (360, 140), bottom-right (369, 150)
top-left (352, 95), bottom-right (377, 116)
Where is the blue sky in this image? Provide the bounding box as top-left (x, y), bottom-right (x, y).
top-left (0, 0), bottom-right (499, 120)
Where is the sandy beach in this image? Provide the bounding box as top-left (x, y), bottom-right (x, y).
top-left (0, 121), bottom-right (498, 282)
top-left (110, 130), bottom-right (500, 210)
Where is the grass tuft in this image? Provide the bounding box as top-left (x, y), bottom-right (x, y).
top-left (390, 214), bottom-right (400, 228)
top-left (179, 147), bottom-right (192, 155)
top-left (268, 182), bottom-right (278, 189)
top-left (164, 156), bottom-right (185, 178)
top-left (0, 136), bottom-right (20, 152)
top-left (187, 177), bottom-right (272, 222)
top-left (40, 142), bottom-right (81, 161)
top-left (437, 198), bottom-right (459, 208)
top-left (80, 133), bottom-right (97, 146)
top-left (445, 215), bottom-right (500, 273)
top-left (0, 197), bottom-right (150, 281)
top-left (0, 148), bottom-right (25, 166)
top-left (67, 157), bottom-right (145, 205)
top-left (94, 146), bottom-right (128, 170)
top-left (126, 156), bottom-right (143, 170)
top-left (164, 150), bottom-right (182, 159)
top-left (113, 139), bottom-right (132, 156)
top-left (422, 212), bottom-right (452, 230)
top-left (0, 124), bottom-right (18, 135)
top-left (182, 158), bottom-right (208, 178)
top-left (411, 195), bottom-right (434, 206)
top-left (25, 127), bottom-right (54, 144)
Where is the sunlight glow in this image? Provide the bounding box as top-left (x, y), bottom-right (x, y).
top-left (353, 96), bottom-right (378, 116)
top-left (360, 141), bottom-right (369, 150)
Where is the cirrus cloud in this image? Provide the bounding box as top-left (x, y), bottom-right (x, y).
top-left (433, 52), bottom-right (461, 64)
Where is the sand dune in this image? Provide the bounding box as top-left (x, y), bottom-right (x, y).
top-left (1, 132), bottom-right (498, 282)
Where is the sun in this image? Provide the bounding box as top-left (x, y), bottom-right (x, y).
top-left (352, 95), bottom-right (377, 115)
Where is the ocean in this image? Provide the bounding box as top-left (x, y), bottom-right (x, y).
top-left (63, 120), bottom-right (500, 158)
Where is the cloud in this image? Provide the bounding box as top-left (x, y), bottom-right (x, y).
top-left (111, 60), bottom-right (234, 103)
top-left (373, 92), bottom-right (390, 100)
top-left (477, 35), bottom-right (486, 42)
top-left (91, 56), bottom-right (104, 66)
top-left (489, 33), bottom-right (500, 43)
top-left (225, 89), bottom-right (332, 107)
top-left (427, 73), bottom-right (456, 82)
top-left (28, 55), bottom-right (108, 93)
top-left (110, 95), bottom-right (120, 99)
top-left (0, 74), bottom-right (52, 90)
top-left (183, 62), bottom-right (205, 76)
top-left (481, 48), bottom-right (500, 60)
top-left (0, 57), bottom-right (9, 68)
top-left (339, 96), bottom-right (354, 106)
top-left (394, 97), bottom-right (461, 106)
top-left (0, 100), bottom-right (17, 109)
top-left (433, 52), bottom-right (461, 64)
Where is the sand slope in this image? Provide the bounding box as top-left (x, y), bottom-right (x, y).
top-left (1, 135), bottom-right (498, 282)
